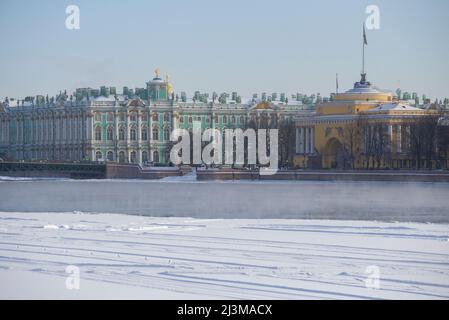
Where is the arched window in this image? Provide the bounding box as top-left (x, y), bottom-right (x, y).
top-left (119, 151), bottom-right (125, 163)
top-left (94, 113), bottom-right (101, 122)
top-left (95, 151), bottom-right (102, 161)
top-left (141, 128), bottom-right (148, 140)
top-left (142, 151), bottom-right (148, 163)
top-left (95, 126), bottom-right (102, 141)
top-left (119, 128), bottom-right (125, 140)
top-left (152, 113), bottom-right (158, 121)
top-left (130, 128), bottom-right (137, 141)
top-left (130, 151), bottom-right (137, 163)
top-left (107, 151), bottom-right (114, 161)
top-left (164, 127), bottom-right (170, 141)
top-left (231, 115), bottom-right (236, 124)
top-left (153, 150), bottom-right (159, 163)
top-left (152, 126), bottom-right (159, 140)
top-left (107, 127), bottom-right (113, 141)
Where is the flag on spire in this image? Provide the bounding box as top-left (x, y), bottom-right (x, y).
top-left (363, 24), bottom-right (368, 45)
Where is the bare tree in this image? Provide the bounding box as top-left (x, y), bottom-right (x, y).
top-left (372, 123), bottom-right (391, 169)
top-left (340, 120), bottom-right (362, 169)
top-left (409, 113), bottom-right (441, 170)
top-left (278, 118), bottom-right (296, 168)
top-left (437, 119), bottom-right (449, 169)
top-left (357, 115), bottom-right (376, 169)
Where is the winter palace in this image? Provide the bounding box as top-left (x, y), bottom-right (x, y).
top-left (0, 69), bottom-right (310, 165)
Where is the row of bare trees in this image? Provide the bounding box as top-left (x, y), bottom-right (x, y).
top-left (247, 114), bottom-right (296, 168)
top-left (339, 112), bottom-right (449, 170)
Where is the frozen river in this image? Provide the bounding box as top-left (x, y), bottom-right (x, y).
top-left (1, 178), bottom-right (448, 223)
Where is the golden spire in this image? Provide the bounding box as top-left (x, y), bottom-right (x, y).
top-left (154, 68), bottom-right (160, 78)
top-left (166, 74), bottom-right (173, 94)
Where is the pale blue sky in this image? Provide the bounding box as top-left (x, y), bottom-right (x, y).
top-left (1, 0), bottom-right (448, 100)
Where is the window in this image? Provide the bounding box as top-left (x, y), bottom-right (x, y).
top-left (142, 113), bottom-right (148, 121)
top-left (107, 113), bottom-right (113, 122)
top-left (206, 116), bottom-right (210, 124)
top-left (107, 151), bottom-right (114, 161)
top-left (240, 115), bottom-right (244, 124)
top-left (179, 116), bottom-right (184, 124)
top-left (223, 115), bottom-right (227, 124)
top-left (130, 151), bottom-right (137, 163)
top-left (153, 151), bottom-right (159, 163)
top-left (130, 128), bottom-right (137, 141)
top-left (231, 115), bottom-right (236, 124)
top-left (119, 128), bottom-right (125, 140)
top-left (94, 113), bottom-right (101, 122)
top-left (119, 151), bottom-right (126, 163)
top-left (119, 113), bottom-right (125, 121)
top-left (188, 116), bottom-right (192, 124)
top-left (107, 127), bottom-right (113, 141)
top-left (164, 127), bottom-right (170, 141)
top-left (130, 112), bottom-right (137, 122)
top-left (164, 113), bottom-right (169, 121)
top-left (214, 115), bottom-right (218, 124)
top-left (142, 151), bottom-right (148, 163)
top-left (152, 127), bottom-right (159, 140)
top-left (141, 128), bottom-right (148, 140)
top-left (197, 116), bottom-right (201, 122)
top-left (95, 151), bottom-right (102, 161)
top-left (95, 126), bottom-right (102, 141)
top-left (152, 113), bottom-right (158, 121)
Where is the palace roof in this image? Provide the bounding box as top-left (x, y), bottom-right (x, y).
top-left (368, 102), bottom-right (422, 112)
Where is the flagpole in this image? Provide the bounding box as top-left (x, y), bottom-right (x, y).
top-left (336, 73), bottom-right (339, 94)
top-left (362, 24), bottom-right (367, 81)
top-left (362, 40), bottom-right (365, 75)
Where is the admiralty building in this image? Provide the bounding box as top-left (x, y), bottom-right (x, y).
top-left (0, 70), bottom-right (311, 165)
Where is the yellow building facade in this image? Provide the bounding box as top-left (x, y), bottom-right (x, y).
top-left (293, 74), bottom-right (436, 169)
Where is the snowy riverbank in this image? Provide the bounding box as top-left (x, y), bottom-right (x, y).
top-left (1, 211), bottom-right (448, 299)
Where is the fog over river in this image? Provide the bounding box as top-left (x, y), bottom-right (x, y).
top-left (1, 178), bottom-right (448, 223)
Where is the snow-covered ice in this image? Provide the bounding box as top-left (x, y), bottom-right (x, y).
top-left (1, 211), bottom-right (448, 299)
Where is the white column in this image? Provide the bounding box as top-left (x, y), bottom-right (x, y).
top-left (305, 127), bottom-right (310, 154)
top-left (295, 128), bottom-right (300, 154)
top-left (387, 124), bottom-right (393, 152)
top-left (310, 127), bottom-right (314, 154)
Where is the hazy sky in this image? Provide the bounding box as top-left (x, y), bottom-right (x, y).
top-left (1, 0), bottom-right (448, 100)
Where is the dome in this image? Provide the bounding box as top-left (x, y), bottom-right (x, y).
top-left (345, 74), bottom-right (386, 95)
top-left (150, 77), bottom-right (164, 84)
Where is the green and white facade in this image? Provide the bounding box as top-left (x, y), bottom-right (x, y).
top-left (0, 73), bottom-right (312, 165)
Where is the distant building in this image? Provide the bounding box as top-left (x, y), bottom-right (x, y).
top-left (294, 73), bottom-right (446, 169)
top-left (0, 70), bottom-right (311, 165)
